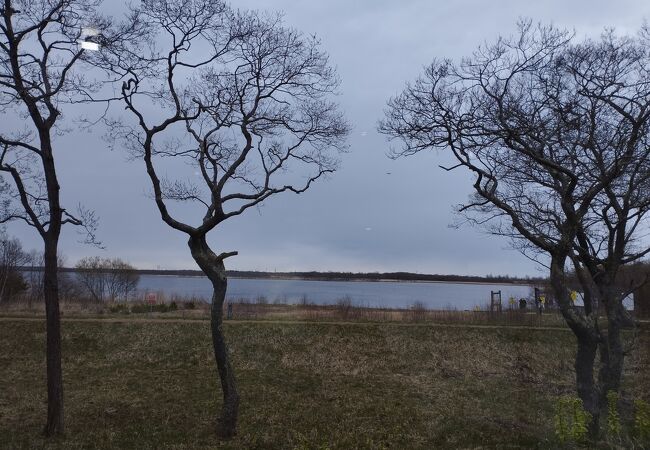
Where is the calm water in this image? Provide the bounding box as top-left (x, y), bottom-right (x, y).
top-left (136, 275), bottom-right (535, 310)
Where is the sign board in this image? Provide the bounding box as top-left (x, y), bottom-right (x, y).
top-left (146, 292), bottom-right (157, 305)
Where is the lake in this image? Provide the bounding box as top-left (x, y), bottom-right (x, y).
top-left (136, 274), bottom-right (535, 310)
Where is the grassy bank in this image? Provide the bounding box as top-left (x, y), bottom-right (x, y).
top-left (0, 298), bottom-right (571, 328)
top-left (0, 318), bottom-right (648, 449)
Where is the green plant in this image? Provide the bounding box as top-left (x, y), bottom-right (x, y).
top-left (554, 396), bottom-right (591, 444)
top-left (636, 399), bottom-right (650, 442)
top-left (607, 391), bottom-right (621, 438)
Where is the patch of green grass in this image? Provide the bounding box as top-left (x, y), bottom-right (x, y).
top-left (0, 319), bottom-right (648, 449)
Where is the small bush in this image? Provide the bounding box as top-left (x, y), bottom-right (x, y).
top-left (636, 399), bottom-right (650, 442)
top-left (184, 301), bottom-right (196, 310)
top-left (606, 391), bottom-right (621, 438)
top-left (554, 396), bottom-right (591, 444)
top-left (169, 301), bottom-right (178, 311)
top-left (336, 296), bottom-right (353, 319)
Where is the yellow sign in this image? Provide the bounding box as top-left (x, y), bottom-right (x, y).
top-left (570, 291), bottom-right (578, 303)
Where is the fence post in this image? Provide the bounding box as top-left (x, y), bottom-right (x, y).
top-left (490, 290), bottom-right (502, 313)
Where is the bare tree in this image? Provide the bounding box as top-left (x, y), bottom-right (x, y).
top-left (102, 0), bottom-right (349, 437)
top-left (107, 0), bottom-right (348, 437)
top-left (75, 256), bottom-right (139, 301)
top-left (0, 229), bottom-right (28, 301)
top-left (75, 256), bottom-right (105, 302)
top-left (24, 249), bottom-right (43, 308)
top-left (106, 258), bottom-right (139, 301)
top-left (0, 0), bottom-right (141, 435)
top-left (24, 250), bottom-right (81, 305)
top-left (380, 21), bottom-right (650, 435)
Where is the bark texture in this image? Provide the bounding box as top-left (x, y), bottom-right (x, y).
top-left (189, 235), bottom-right (239, 438)
top-left (550, 257), bottom-right (602, 435)
top-left (42, 241), bottom-right (64, 436)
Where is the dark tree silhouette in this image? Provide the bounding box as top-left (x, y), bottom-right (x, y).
top-left (75, 256), bottom-right (139, 302)
top-left (0, 230), bottom-right (28, 301)
top-left (0, 0), bottom-right (141, 435)
top-left (110, 0), bottom-right (348, 437)
top-left (380, 21), bottom-right (650, 435)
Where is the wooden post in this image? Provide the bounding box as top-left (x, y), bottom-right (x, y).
top-left (490, 290), bottom-right (502, 313)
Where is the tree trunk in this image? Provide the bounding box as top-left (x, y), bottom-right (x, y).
top-left (188, 235), bottom-right (239, 438)
top-left (42, 239), bottom-right (64, 436)
top-left (597, 295), bottom-right (625, 411)
top-left (575, 335), bottom-right (600, 436)
top-left (550, 255), bottom-right (601, 437)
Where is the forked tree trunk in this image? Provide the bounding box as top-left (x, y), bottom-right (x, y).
top-left (42, 239), bottom-right (64, 436)
top-left (560, 281), bottom-right (629, 437)
top-left (188, 235), bottom-right (239, 438)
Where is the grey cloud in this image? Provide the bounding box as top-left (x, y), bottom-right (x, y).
top-left (8, 0), bottom-right (650, 276)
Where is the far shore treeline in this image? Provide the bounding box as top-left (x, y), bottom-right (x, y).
top-left (18, 266), bottom-right (544, 284)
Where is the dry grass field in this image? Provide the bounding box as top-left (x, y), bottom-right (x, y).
top-left (0, 312), bottom-right (648, 449)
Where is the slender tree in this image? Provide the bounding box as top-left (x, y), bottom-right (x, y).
top-left (380, 21), bottom-right (650, 435)
top-left (0, 0), bottom-right (139, 435)
top-left (110, 0), bottom-right (348, 437)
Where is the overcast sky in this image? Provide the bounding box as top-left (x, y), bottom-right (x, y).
top-left (7, 0), bottom-right (650, 276)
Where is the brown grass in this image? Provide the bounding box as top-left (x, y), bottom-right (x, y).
top-left (0, 316), bottom-right (648, 449)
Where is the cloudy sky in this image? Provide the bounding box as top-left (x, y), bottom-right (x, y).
top-left (7, 0), bottom-right (650, 276)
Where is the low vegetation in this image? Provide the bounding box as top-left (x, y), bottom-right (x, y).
top-left (1, 296), bottom-right (574, 328)
top-left (0, 316), bottom-right (647, 449)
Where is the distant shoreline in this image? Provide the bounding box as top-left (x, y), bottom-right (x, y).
top-left (20, 267), bottom-right (544, 285)
top-left (225, 276), bottom-right (537, 287)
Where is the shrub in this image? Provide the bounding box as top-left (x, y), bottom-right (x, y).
top-left (636, 399), bottom-right (650, 442)
top-left (554, 396), bottom-right (591, 444)
top-left (336, 296), bottom-right (353, 319)
top-left (184, 301), bottom-right (196, 310)
top-left (169, 301), bottom-right (178, 311)
top-left (606, 391), bottom-right (621, 438)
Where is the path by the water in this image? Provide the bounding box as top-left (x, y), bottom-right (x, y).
top-left (0, 315), bottom-right (577, 331)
